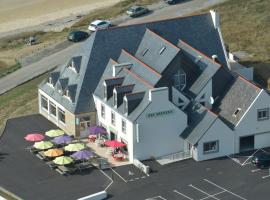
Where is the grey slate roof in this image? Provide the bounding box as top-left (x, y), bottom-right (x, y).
top-left (180, 105), bottom-right (217, 145)
top-left (217, 76), bottom-right (261, 128)
top-left (39, 12), bottom-right (228, 114)
top-left (135, 28), bottom-right (180, 74)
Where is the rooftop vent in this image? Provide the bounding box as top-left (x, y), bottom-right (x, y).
top-left (212, 55), bottom-right (218, 62)
top-left (159, 46), bottom-right (166, 55)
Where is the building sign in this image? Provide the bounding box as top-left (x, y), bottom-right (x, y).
top-left (146, 109), bottom-right (174, 118)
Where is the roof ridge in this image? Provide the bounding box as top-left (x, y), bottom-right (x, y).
top-left (122, 49), bottom-right (161, 77)
top-left (107, 12), bottom-right (209, 31)
top-left (179, 39), bottom-right (221, 67)
top-left (237, 75), bottom-right (261, 91)
top-left (146, 28), bottom-right (180, 50)
top-left (123, 68), bottom-right (154, 89)
top-left (105, 77), bottom-right (124, 81)
top-left (115, 84), bottom-right (135, 89)
top-left (126, 91), bottom-right (145, 96)
top-left (109, 58), bottom-right (119, 64)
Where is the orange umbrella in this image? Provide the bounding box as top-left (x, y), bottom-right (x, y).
top-left (44, 148), bottom-right (63, 157)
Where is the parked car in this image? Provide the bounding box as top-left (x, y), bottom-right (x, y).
top-left (88, 20), bottom-right (111, 31)
top-left (164, 0), bottom-right (183, 4)
top-left (252, 152), bottom-right (270, 168)
top-left (67, 30), bottom-right (89, 42)
top-left (126, 6), bottom-right (149, 17)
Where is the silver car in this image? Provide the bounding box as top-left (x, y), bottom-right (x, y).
top-left (126, 6), bottom-right (149, 17)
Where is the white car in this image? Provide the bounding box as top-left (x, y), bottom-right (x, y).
top-left (88, 20), bottom-right (111, 31)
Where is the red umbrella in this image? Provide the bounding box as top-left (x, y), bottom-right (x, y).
top-left (24, 133), bottom-right (44, 142)
top-left (104, 140), bottom-right (126, 148)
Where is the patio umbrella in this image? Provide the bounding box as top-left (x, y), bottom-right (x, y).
top-left (44, 148), bottom-right (63, 157)
top-left (45, 129), bottom-right (65, 137)
top-left (33, 141), bottom-right (53, 150)
top-left (53, 135), bottom-right (72, 144)
top-left (64, 143), bottom-right (85, 152)
top-left (104, 140), bottom-right (126, 148)
top-left (89, 126), bottom-right (107, 136)
top-left (25, 133), bottom-right (44, 142)
top-left (53, 156), bottom-right (73, 165)
top-left (71, 150), bottom-right (93, 160)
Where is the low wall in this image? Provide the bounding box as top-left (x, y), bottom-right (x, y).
top-left (77, 191), bottom-right (107, 200)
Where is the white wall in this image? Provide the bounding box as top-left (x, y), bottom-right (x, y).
top-left (235, 90), bottom-right (270, 151)
top-left (195, 118), bottom-right (234, 161)
top-left (93, 95), bottom-right (134, 161)
top-left (255, 132), bottom-right (270, 149)
top-left (134, 89), bottom-right (187, 160)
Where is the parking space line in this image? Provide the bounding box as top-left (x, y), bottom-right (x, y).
top-left (99, 170), bottom-right (113, 191)
top-left (111, 168), bottom-right (127, 183)
top-left (173, 189), bottom-right (194, 200)
top-left (226, 154), bottom-right (242, 166)
top-left (242, 149), bottom-right (260, 166)
top-left (145, 196), bottom-right (167, 200)
top-left (189, 184), bottom-right (220, 200)
top-left (204, 179), bottom-right (247, 200)
top-left (199, 190), bottom-right (226, 200)
top-left (251, 168), bottom-right (261, 172)
top-left (262, 174), bottom-right (270, 179)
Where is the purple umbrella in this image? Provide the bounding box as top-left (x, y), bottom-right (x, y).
top-left (89, 126), bottom-right (107, 136)
top-left (71, 150), bottom-right (93, 160)
top-left (53, 135), bottom-right (72, 144)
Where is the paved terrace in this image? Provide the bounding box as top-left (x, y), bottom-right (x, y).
top-left (0, 114), bottom-right (110, 200)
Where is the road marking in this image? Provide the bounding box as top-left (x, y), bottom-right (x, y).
top-left (189, 184), bottom-right (220, 200)
top-left (199, 190), bottom-right (226, 200)
top-left (204, 179), bottom-right (247, 200)
top-left (226, 154), bottom-right (242, 165)
top-left (111, 168), bottom-right (127, 183)
top-left (242, 149), bottom-right (260, 166)
top-left (173, 189), bottom-right (194, 200)
top-left (262, 175), bottom-right (270, 179)
top-left (145, 196), bottom-right (167, 200)
top-left (251, 168), bottom-right (261, 172)
top-left (99, 170), bottom-right (113, 191)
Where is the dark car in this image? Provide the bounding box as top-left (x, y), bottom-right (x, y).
top-left (67, 30), bottom-right (89, 42)
top-left (252, 152), bottom-right (270, 168)
top-left (164, 0), bottom-right (183, 5)
top-left (126, 6), bottom-right (149, 17)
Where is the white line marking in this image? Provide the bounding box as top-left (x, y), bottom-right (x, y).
top-left (251, 169), bottom-right (261, 172)
top-left (145, 196), bottom-right (167, 200)
top-left (226, 154), bottom-right (242, 165)
top-left (242, 149), bottom-right (260, 166)
top-left (199, 190), bottom-right (226, 200)
top-left (189, 184), bottom-right (220, 200)
top-left (135, 177), bottom-right (140, 180)
top-left (99, 170), bottom-right (113, 191)
top-left (262, 175), bottom-right (270, 179)
top-left (173, 190), bottom-right (194, 200)
top-left (141, 176), bottom-right (146, 178)
top-left (111, 168), bottom-right (127, 183)
top-left (204, 179), bottom-right (247, 200)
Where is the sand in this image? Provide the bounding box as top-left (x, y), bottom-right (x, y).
top-left (0, 0), bottom-right (121, 33)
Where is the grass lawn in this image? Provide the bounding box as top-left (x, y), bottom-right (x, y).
top-left (207, 0), bottom-right (270, 86)
top-left (0, 74), bottom-right (47, 134)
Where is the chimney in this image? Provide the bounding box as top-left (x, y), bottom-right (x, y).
top-left (112, 63), bottom-right (132, 77)
top-left (210, 10), bottom-right (220, 29)
top-left (212, 55), bottom-right (218, 62)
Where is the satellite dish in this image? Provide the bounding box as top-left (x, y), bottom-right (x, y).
top-left (209, 96), bottom-right (214, 105)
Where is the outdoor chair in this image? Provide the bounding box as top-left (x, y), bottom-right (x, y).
top-left (46, 161), bottom-right (57, 169)
top-left (29, 147), bottom-right (41, 154)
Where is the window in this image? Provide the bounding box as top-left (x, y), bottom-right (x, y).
top-left (123, 99), bottom-right (128, 114)
top-left (41, 95), bottom-right (48, 110)
top-left (159, 46), bottom-right (166, 55)
top-left (103, 85), bottom-right (107, 99)
top-left (258, 108), bottom-right (269, 121)
top-left (49, 102), bottom-right (56, 117)
top-left (101, 104), bottom-right (105, 119)
top-left (80, 116), bottom-right (91, 132)
top-left (111, 112), bottom-right (115, 126)
top-left (233, 108), bottom-right (241, 117)
top-left (113, 92), bottom-right (117, 107)
top-left (122, 119), bottom-right (126, 134)
top-left (203, 141), bottom-right (219, 154)
top-left (58, 108), bottom-right (65, 124)
top-left (174, 70), bottom-right (186, 91)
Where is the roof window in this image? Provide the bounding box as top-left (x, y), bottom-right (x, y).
top-left (142, 48), bottom-right (149, 56)
top-left (159, 46), bottom-right (166, 55)
top-left (233, 108), bottom-right (241, 117)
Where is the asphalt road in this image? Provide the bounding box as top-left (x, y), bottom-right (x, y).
top-left (0, 0), bottom-right (227, 95)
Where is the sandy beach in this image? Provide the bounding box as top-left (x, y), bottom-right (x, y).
top-left (0, 0), bottom-right (121, 33)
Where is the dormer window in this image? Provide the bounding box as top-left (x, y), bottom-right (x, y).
top-left (142, 48), bottom-right (148, 56)
top-left (159, 46), bottom-right (166, 55)
top-left (123, 98), bottom-right (128, 114)
top-left (113, 91), bottom-right (117, 107)
top-left (69, 60), bottom-right (78, 73)
top-left (48, 77), bottom-right (53, 85)
top-left (103, 84), bottom-right (107, 100)
top-left (233, 108), bottom-right (241, 117)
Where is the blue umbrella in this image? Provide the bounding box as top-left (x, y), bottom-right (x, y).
top-left (89, 126), bottom-right (107, 136)
top-left (53, 135), bottom-right (72, 144)
top-left (71, 150), bottom-right (93, 160)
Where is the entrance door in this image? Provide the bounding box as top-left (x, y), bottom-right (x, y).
top-left (110, 132), bottom-right (116, 140)
top-left (240, 135), bottom-right (254, 152)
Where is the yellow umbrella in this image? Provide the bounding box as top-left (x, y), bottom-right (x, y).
top-left (33, 141), bottom-right (53, 150)
top-left (45, 129), bottom-right (65, 137)
top-left (53, 156), bottom-right (73, 165)
top-left (44, 148), bottom-right (63, 157)
top-left (64, 143), bottom-right (85, 152)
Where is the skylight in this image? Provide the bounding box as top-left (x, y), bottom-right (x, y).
top-left (159, 46), bottom-right (166, 55)
top-left (233, 108), bottom-right (241, 117)
top-left (142, 48), bottom-right (149, 56)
